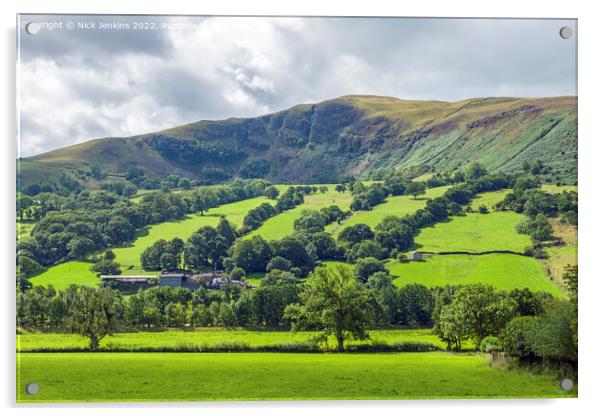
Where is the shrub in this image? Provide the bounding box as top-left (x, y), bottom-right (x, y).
top-left (229, 267), bottom-right (246, 281)
top-left (478, 205), bottom-right (489, 214)
top-left (266, 256), bottom-right (293, 272)
top-left (480, 336), bottom-right (503, 353)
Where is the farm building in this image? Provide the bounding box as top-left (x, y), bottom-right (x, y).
top-left (99, 275), bottom-right (156, 286)
top-left (410, 251), bottom-right (423, 261)
top-left (100, 271), bottom-right (248, 290)
top-left (159, 272), bottom-right (187, 287)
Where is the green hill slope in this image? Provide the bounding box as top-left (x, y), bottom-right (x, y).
top-left (18, 95), bottom-right (577, 190)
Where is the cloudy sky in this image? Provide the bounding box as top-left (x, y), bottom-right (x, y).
top-left (17, 16), bottom-right (577, 157)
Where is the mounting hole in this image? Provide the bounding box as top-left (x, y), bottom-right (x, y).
top-left (25, 383), bottom-right (40, 395)
top-left (25, 22), bottom-right (42, 35)
top-left (559, 378), bottom-right (574, 391)
top-left (559, 26), bottom-right (573, 40)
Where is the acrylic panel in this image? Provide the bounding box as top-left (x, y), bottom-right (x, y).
top-left (16, 14), bottom-right (578, 402)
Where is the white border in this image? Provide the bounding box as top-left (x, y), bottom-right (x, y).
top-left (2, 1), bottom-right (601, 415)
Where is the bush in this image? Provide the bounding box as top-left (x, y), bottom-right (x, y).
top-left (480, 336), bottom-right (503, 353)
top-left (229, 267), bottom-right (246, 281)
top-left (478, 205), bottom-right (489, 214)
top-left (533, 248), bottom-right (548, 259)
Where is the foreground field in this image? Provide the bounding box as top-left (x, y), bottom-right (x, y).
top-left (387, 254), bottom-right (564, 296)
top-left (17, 328), bottom-right (446, 351)
top-left (415, 211), bottom-right (530, 252)
top-left (17, 352), bottom-right (574, 401)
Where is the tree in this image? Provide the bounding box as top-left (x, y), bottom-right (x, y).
top-left (91, 259), bottom-right (121, 276)
top-left (319, 186), bottom-right (328, 194)
top-left (285, 266), bottom-right (372, 351)
top-left (346, 240), bottom-right (387, 262)
top-left (266, 256), bottom-right (292, 272)
top-left (366, 272), bottom-right (398, 325)
top-left (164, 302), bottom-right (188, 327)
top-left (438, 302), bottom-right (470, 351)
top-left (383, 173), bottom-right (408, 196)
top-left (374, 216), bottom-right (414, 251)
top-left (398, 284), bottom-right (435, 328)
top-left (141, 239), bottom-right (168, 271)
top-left (466, 162), bottom-right (487, 180)
top-left (354, 257), bottom-right (386, 283)
top-left (230, 236), bottom-right (273, 273)
top-left (217, 217), bottom-right (237, 245)
top-left (516, 213), bottom-right (554, 242)
top-left (17, 255), bottom-right (43, 277)
top-left (529, 300), bottom-right (577, 365)
top-left (264, 185), bottom-right (280, 200)
top-left (406, 182), bottom-right (427, 199)
top-left (435, 285), bottom-right (516, 348)
top-left (177, 178), bottom-right (192, 189)
top-left (185, 227), bottom-right (228, 269)
top-left (335, 184), bottom-right (346, 193)
top-left (293, 209), bottom-right (327, 232)
top-left (270, 236), bottom-right (313, 276)
top-left (338, 224), bottom-right (374, 247)
top-left (67, 237), bottom-right (95, 260)
top-left (67, 287), bottom-right (121, 350)
top-left (160, 252), bottom-right (178, 271)
top-left (16, 194), bottom-right (33, 221)
top-left (500, 316), bottom-right (539, 360)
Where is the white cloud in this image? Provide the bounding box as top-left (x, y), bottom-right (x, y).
top-left (18, 16), bottom-right (576, 157)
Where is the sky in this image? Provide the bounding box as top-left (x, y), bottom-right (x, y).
top-left (17, 16), bottom-right (577, 157)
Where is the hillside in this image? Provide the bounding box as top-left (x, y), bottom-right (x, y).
top-left (18, 95), bottom-right (577, 190)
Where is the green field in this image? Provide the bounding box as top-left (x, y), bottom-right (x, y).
top-left (541, 184), bottom-right (577, 194)
top-left (30, 196), bottom-right (277, 288)
top-left (17, 352), bottom-right (574, 402)
top-left (327, 186), bottom-right (450, 235)
top-left (469, 189), bottom-right (511, 209)
top-left (27, 261), bottom-right (100, 291)
top-left (387, 254), bottom-right (564, 296)
top-left (247, 184), bottom-right (352, 240)
top-left (415, 211), bottom-right (531, 253)
top-left (17, 328), bottom-right (446, 351)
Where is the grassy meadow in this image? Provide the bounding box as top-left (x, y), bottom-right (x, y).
top-left (247, 184), bottom-right (352, 240)
top-left (414, 211), bottom-right (531, 253)
top-left (387, 254), bottom-right (563, 296)
top-left (17, 328), bottom-right (447, 352)
top-left (17, 352), bottom-right (574, 402)
top-left (27, 261), bottom-right (101, 291)
top-left (469, 189), bottom-right (510, 209)
top-left (327, 186), bottom-right (450, 235)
